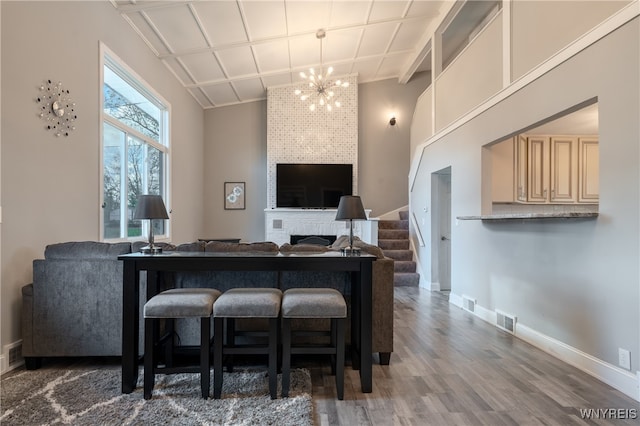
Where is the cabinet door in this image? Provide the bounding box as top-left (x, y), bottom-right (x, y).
top-left (579, 138), bottom-right (599, 202)
top-left (550, 137), bottom-right (577, 203)
top-left (514, 135), bottom-right (528, 202)
top-left (527, 137), bottom-right (549, 203)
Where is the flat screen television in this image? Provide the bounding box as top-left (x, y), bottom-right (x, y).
top-left (276, 163), bottom-right (353, 208)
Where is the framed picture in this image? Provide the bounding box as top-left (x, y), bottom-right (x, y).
top-left (224, 182), bottom-right (245, 210)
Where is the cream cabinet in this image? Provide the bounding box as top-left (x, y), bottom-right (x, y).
top-left (579, 138), bottom-right (599, 202)
top-left (514, 135), bottom-right (598, 204)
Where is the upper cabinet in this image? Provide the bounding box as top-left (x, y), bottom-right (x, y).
top-left (517, 135), bottom-right (598, 204)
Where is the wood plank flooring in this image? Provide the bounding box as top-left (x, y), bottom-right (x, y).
top-left (306, 287), bottom-right (639, 425)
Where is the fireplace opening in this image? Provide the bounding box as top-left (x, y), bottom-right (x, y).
top-left (290, 235), bottom-right (337, 245)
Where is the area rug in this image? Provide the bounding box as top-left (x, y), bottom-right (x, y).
top-left (1, 367), bottom-right (312, 425)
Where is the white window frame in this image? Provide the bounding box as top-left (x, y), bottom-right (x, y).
top-left (99, 42), bottom-right (171, 242)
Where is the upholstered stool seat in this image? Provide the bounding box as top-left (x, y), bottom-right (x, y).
top-left (213, 288), bottom-right (282, 399)
top-left (143, 288), bottom-right (221, 399)
top-left (281, 288), bottom-right (347, 400)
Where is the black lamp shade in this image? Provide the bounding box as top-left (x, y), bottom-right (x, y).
top-left (133, 195), bottom-right (169, 220)
top-left (335, 196), bottom-right (366, 221)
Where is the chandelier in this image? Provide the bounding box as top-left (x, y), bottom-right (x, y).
top-left (294, 29), bottom-right (349, 112)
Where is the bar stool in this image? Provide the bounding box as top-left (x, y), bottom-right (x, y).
top-left (143, 288), bottom-right (221, 399)
top-left (213, 288), bottom-right (282, 399)
top-left (281, 288), bottom-right (347, 400)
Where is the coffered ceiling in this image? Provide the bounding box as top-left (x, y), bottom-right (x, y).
top-left (111, 0), bottom-right (446, 109)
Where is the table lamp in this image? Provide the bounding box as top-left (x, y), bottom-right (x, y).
top-left (335, 195), bottom-right (367, 255)
top-left (133, 195), bottom-right (169, 254)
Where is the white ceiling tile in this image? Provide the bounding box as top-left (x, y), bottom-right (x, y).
top-left (241, 0), bottom-right (288, 39)
top-left (193, 1), bottom-right (248, 45)
top-left (406, 0), bottom-right (444, 18)
top-left (285, 1), bottom-right (332, 35)
top-left (253, 40), bottom-right (290, 73)
top-left (145, 4), bottom-right (208, 52)
top-left (124, 12), bottom-right (171, 55)
top-left (377, 52), bottom-right (410, 78)
top-left (368, 1), bottom-right (410, 22)
top-left (263, 73), bottom-right (293, 89)
top-left (388, 19), bottom-right (429, 52)
top-left (289, 36), bottom-right (320, 69)
top-left (216, 46), bottom-right (258, 78)
top-left (328, 1), bottom-right (371, 28)
top-left (351, 58), bottom-right (382, 82)
top-left (358, 22), bottom-right (398, 57)
top-left (232, 78), bottom-right (267, 101)
top-left (163, 58), bottom-right (194, 86)
top-left (202, 83), bottom-right (240, 106)
top-left (324, 28), bottom-right (360, 63)
top-left (189, 88), bottom-right (214, 109)
top-left (180, 52), bottom-right (225, 83)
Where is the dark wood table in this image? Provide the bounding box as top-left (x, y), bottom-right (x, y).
top-left (118, 251), bottom-right (375, 394)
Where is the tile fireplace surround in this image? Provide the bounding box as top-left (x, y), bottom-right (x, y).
top-left (264, 208), bottom-right (378, 246)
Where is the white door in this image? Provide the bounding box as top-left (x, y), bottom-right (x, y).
top-left (432, 168), bottom-right (451, 291)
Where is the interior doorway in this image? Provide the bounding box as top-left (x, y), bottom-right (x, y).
top-left (431, 167), bottom-right (451, 291)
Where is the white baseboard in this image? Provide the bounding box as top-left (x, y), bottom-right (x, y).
top-left (377, 205), bottom-right (409, 221)
top-left (449, 292), bottom-right (640, 402)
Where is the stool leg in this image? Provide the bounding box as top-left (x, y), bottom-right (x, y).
top-left (281, 317), bottom-right (291, 398)
top-left (330, 318), bottom-right (337, 375)
top-left (268, 317), bottom-right (278, 399)
top-left (213, 317), bottom-right (224, 399)
top-left (336, 318), bottom-right (345, 400)
top-left (226, 318), bottom-right (235, 373)
top-left (144, 318), bottom-right (155, 400)
top-left (200, 317), bottom-right (211, 399)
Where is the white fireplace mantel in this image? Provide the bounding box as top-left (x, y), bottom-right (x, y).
top-left (264, 208), bottom-right (378, 246)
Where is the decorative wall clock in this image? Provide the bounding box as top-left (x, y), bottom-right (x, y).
top-left (36, 79), bottom-right (77, 137)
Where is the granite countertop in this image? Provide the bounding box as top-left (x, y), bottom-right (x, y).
top-left (456, 212), bottom-right (599, 221)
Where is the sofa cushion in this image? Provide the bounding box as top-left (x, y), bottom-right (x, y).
top-left (279, 243), bottom-right (329, 253)
top-left (45, 241), bottom-right (131, 260)
top-left (176, 241), bottom-right (206, 252)
top-left (205, 241), bottom-right (279, 252)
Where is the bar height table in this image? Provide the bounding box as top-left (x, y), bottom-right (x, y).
top-left (118, 251), bottom-right (375, 394)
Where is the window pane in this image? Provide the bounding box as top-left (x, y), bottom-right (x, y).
top-left (103, 66), bottom-right (161, 143)
top-left (127, 136), bottom-right (143, 238)
top-left (103, 122), bottom-right (124, 239)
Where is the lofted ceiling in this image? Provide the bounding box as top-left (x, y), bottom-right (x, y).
top-left (111, 0), bottom-right (446, 109)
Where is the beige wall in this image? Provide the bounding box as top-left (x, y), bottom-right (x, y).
top-left (203, 101), bottom-right (267, 242)
top-left (358, 73), bottom-right (431, 217)
top-left (0, 1), bottom-right (204, 359)
top-left (511, 0), bottom-right (630, 80)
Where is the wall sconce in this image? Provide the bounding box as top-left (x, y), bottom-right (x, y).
top-left (389, 116), bottom-right (397, 126)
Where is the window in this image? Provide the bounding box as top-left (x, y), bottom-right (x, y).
top-left (101, 47), bottom-right (170, 241)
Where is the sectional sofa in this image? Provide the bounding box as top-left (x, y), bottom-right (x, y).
top-left (21, 238), bottom-right (394, 369)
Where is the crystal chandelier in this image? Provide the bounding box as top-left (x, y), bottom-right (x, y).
top-left (294, 29), bottom-right (349, 112)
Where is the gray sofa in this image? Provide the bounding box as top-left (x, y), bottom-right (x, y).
top-left (21, 238), bottom-right (394, 368)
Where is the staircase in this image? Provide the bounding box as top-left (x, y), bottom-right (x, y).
top-left (378, 211), bottom-right (420, 287)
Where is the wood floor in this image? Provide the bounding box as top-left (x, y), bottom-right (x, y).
top-left (306, 287), bottom-right (639, 425)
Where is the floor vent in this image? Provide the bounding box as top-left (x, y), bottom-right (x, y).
top-left (462, 295), bottom-right (476, 313)
top-left (8, 344), bottom-right (22, 367)
top-left (496, 310), bottom-right (517, 334)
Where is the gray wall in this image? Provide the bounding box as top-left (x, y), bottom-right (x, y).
top-left (410, 19), bottom-right (639, 375)
top-left (1, 1), bottom-right (204, 353)
top-left (358, 73), bottom-right (430, 217)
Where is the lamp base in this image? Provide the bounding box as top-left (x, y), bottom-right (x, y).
top-left (139, 245), bottom-right (163, 254)
top-left (340, 247), bottom-right (361, 256)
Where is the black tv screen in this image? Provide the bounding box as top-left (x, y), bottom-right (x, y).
top-left (276, 163), bottom-right (353, 208)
